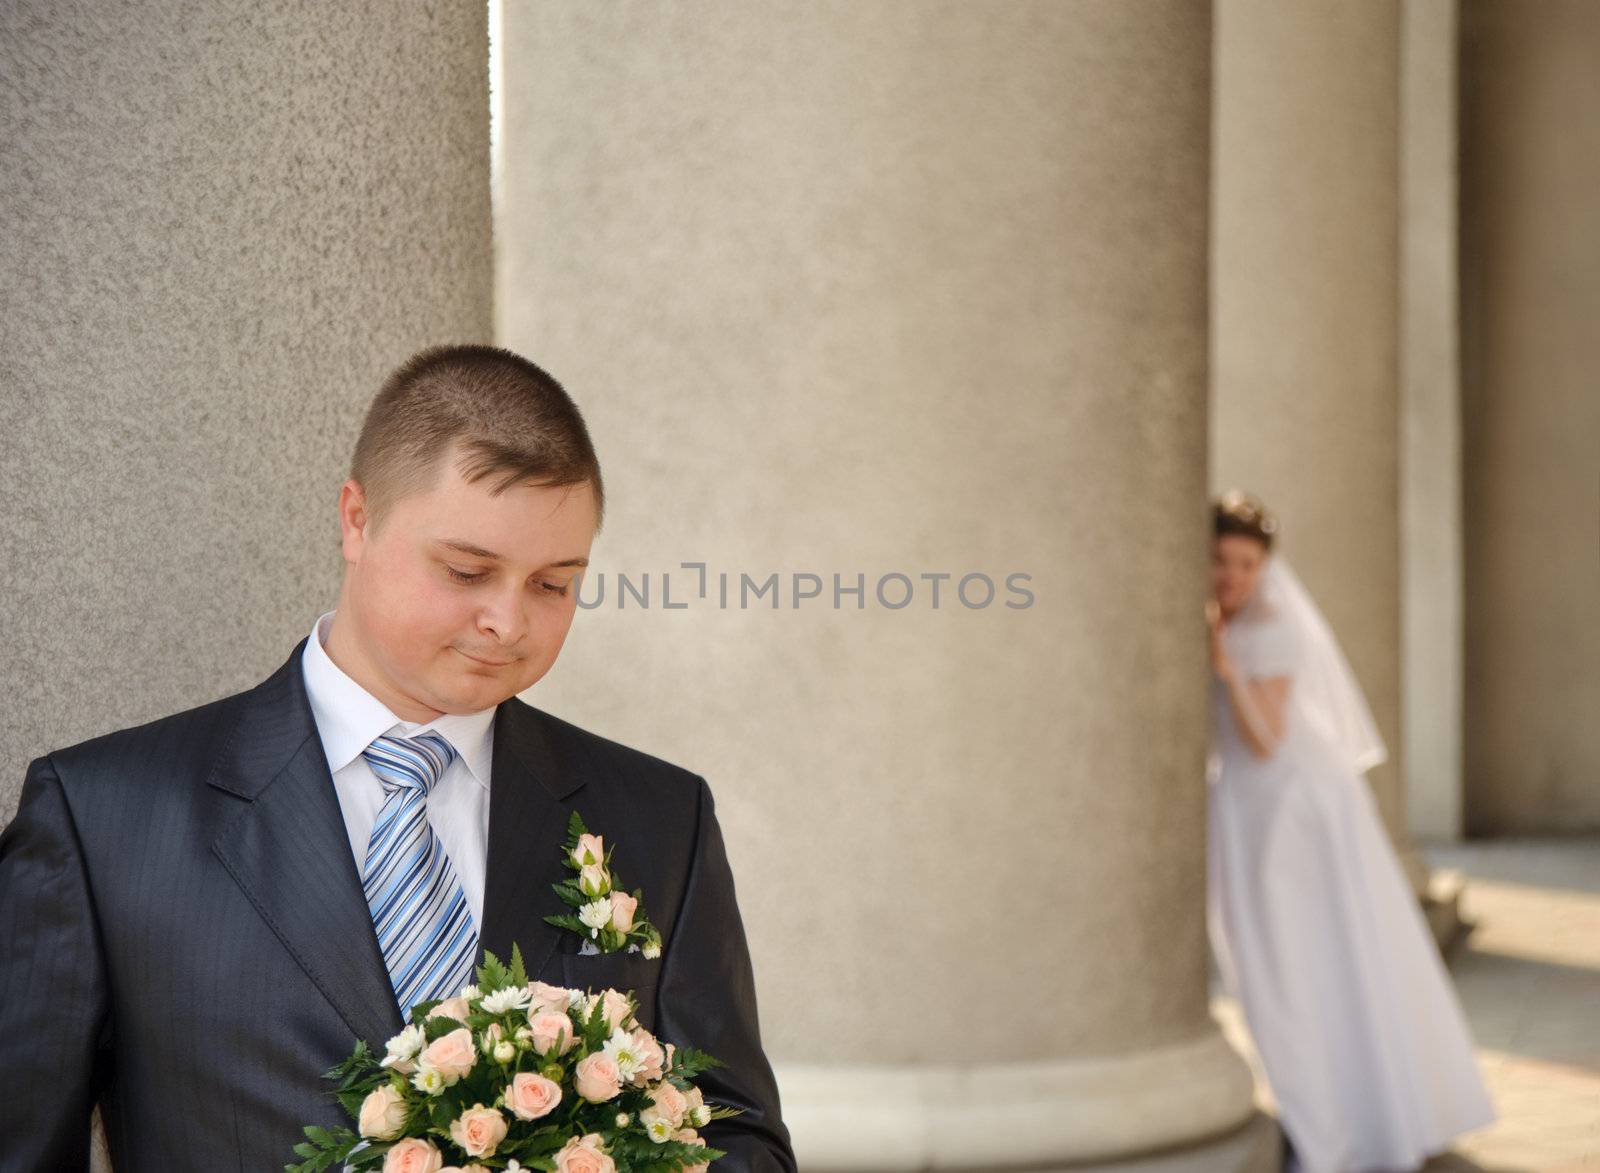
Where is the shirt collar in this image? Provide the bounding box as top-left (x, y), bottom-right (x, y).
top-left (300, 610), bottom-right (495, 790)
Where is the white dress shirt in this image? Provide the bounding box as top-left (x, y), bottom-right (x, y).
top-left (299, 610), bottom-right (496, 931)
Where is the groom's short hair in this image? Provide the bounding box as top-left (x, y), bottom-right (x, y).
top-left (350, 344), bottom-right (605, 535)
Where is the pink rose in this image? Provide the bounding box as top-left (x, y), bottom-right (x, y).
top-left (505, 1072), bottom-right (562, 1121)
top-left (608, 890), bottom-right (638, 932)
top-left (574, 1052), bottom-right (623, 1102)
top-left (600, 988), bottom-right (634, 1032)
top-left (428, 995), bottom-right (472, 1024)
top-left (527, 980), bottom-right (576, 1015)
top-left (357, 1084), bottom-right (407, 1140)
top-left (571, 833), bottom-right (605, 867)
top-left (529, 1011), bottom-right (576, 1056)
top-left (683, 1083), bottom-right (707, 1125)
top-left (554, 1133), bottom-right (616, 1173)
top-left (673, 1128), bottom-right (710, 1173)
top-left (627, 1026), bottom-right (666, 1085)
top-left (383, 1137), bottom-right (444, 1173)
top-left (420, 1027), bottom-right (477, 1083)
top-left (642, 1080), bottom-right (688, 1130)
top-left (579, 862), bottom-right (611, 896)
top-left (447, 1103), bottom-right (507, 1158)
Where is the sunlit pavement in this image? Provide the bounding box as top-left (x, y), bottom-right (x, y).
top-left (1210, 838), bottom-right (1600, 1172)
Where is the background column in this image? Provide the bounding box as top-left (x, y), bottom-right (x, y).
top-left (1210, 1), bottom-right (1433, 894)
top-left (1401, 0), bottom-right (1466, 846)
top-left (0, 4), bottom-right (492, 1165)
top-left (1, 0), bottom-right (491, 793)
top-left (1459, 0), bottom-right (1600, 835)
top-left (498, 2), bottom-right (1263, 1166)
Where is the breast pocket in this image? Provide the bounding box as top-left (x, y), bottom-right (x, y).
top-left (559, 949), bottom-right (663, 1034)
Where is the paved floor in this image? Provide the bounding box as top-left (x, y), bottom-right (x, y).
top-left (1211, 837), bottom-right (1600, 1172)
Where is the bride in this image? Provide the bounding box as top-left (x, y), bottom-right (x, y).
top-left (1204, 491), bottom-right (1495, 1171)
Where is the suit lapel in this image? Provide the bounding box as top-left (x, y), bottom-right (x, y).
top-left (476, 694), bottom-right (587, 983)
top-left (208, 639), bottom-right (589, 1053)
top-left (208, 638), bottom-right (405, 1049)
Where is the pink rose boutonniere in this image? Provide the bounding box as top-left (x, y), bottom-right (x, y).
top-left (545, 812), bottom-right (664, 958)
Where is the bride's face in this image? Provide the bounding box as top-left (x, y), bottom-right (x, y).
top-left (1210, 534), bottom-right (1267, 617)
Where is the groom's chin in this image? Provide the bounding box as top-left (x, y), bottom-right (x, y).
top-left (436, 672), bottom-right (525, 713)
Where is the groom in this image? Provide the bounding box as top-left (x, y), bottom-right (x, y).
top-left (0, 345), bottom-right (796, 1172)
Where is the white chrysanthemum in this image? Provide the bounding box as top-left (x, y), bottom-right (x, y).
top-left (645, 1116), bottom-right (674, 1143)
top-left (641, 938), bottom-right (661, 960)
top-left (579, 899), bottom-right (612, 932)
top-left (691, 1103), bottom-right (711, 1127)
top-left (460, 983), bottom-right (481, 1002)
top-left (412, 1067), bottom-right (446, 1095)
top-left (380, 1024), bottom-right (425, 1069)
top-left (614, 1112), bottom-right (631, 1127)
top-left (481, 985), bottom-right (533, 1014)
top-left (602, 1029), bottom-right (645, 1082)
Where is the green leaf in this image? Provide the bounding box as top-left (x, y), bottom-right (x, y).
top-left (567, 809), bottom-right (589, 839)
top-left (544, 912), bottom-right (590, 935)
top-left (423, 1014), bottom-right (462, 1042)
top-left (509, 941), bottom-right (529, 987)
top-left (477, 947), bottom-right (511, 993)
top-left (553, 881), bottom-right (589, 908)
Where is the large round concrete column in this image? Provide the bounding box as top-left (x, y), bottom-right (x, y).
top-left (1, 0), bottom-right (492, 777)
top-left (498, 2), bottom-right (1259, 1165)
top-left (1, 4), bottom-right (491, 1165)
top-left (1211, 2), bottom-right (1431, 890)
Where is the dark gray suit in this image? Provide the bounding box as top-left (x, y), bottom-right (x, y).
top-left (0, 638), bottom-right (796, 1172)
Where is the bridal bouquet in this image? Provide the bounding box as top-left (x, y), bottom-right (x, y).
top-left (287, 945), bottom-right (739, 1173)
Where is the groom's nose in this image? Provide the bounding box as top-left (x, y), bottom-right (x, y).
top-left (474, 585), bottom-right (529, 649)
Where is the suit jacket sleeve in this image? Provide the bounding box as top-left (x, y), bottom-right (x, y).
top-left (0, 755), bottom-right (112, 1172)
top-left (655, 776), bottom-right (797, 1172)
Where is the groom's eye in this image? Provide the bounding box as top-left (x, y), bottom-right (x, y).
top-left (445, 565), bottom-right (486, 584)
top-left (540, 580), bottom-right (571, 597)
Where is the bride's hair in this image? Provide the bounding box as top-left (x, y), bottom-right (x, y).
top-left (1213, 489), bottom-right (1278, 550)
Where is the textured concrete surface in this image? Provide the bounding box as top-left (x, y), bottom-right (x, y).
top-left (496, 0), bottom-right (1249, 1161)
top-left (1459, 1), bottom-right (1600, 835)
top-left (1400, 0), bottom-right (1466, 845)
top-left (0, 0), bottom-right (493, 817)
top-left (1210, 1), bottom-right (1413, 868)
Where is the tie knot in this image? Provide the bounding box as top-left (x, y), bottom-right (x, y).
top-left (362, 731), bottom-right (457, 797)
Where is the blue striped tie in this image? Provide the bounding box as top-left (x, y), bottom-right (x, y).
top-left (360, 731), bottom-right (478, 1020)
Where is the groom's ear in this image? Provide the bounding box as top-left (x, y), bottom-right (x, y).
top-left (337, 478), bottom-right (372, 563)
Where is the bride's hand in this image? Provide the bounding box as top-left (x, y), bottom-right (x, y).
top-left (1207, 600), bottom-right (1235, 682)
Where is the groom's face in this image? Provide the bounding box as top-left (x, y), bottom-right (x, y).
top-left (334, 445), bottom-right (598, 719)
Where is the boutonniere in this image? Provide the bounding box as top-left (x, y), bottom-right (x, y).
top-left (545, 811), bottom-right (664, 957)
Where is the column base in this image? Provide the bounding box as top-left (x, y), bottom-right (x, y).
top-left (1422, 865), bottom-right (1473, 954)
top-left (1010, 1111), bottom-right (1280, 1173)
top-left (775, 1026), bottom-right (1259, 1170)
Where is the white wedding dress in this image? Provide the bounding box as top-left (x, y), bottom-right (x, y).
top-left (1205, 557), bottom-right (1495, 1171)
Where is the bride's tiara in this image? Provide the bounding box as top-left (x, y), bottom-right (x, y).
top-left (1212, 489), bottom-right (1279, 549)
